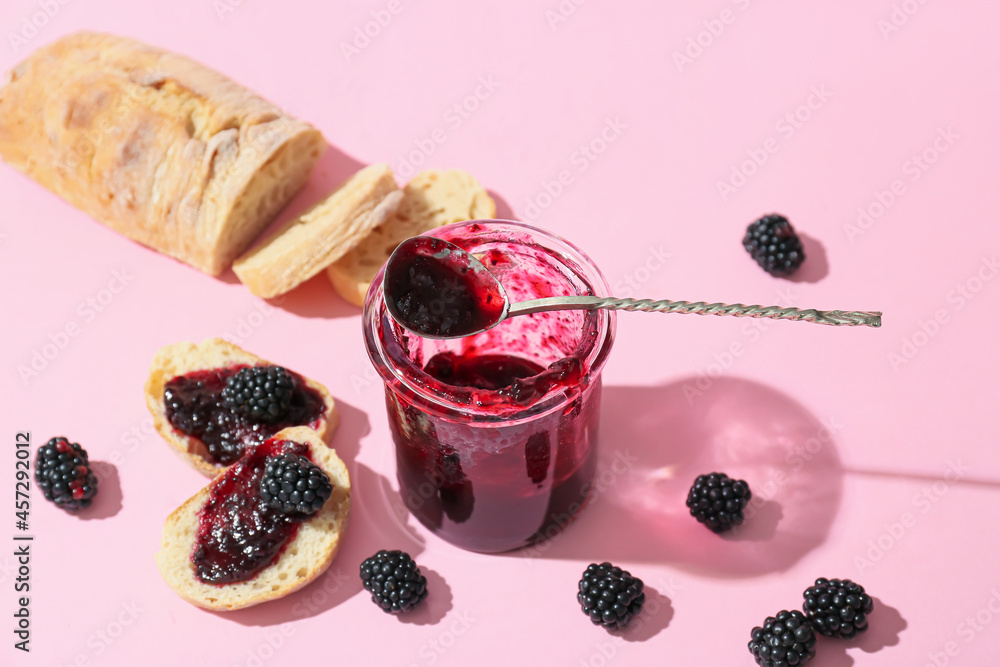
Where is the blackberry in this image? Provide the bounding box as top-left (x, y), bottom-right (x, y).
top-left (743, 214), bottom-right (805, 276)
top-left (686, 472), bottom-right (752, 533)
top-left (748, 610), bottom-right (817, 667)
top-left (802, 578), bottom-right (874, 639)
top-left (259, 453), bottom-right (333, 515)
top-left (359, 550), bottom-right (428, 613)
top-left (34, 437), bottom-right (98, 510)
top-left (577, 562), bottom-right (645, 630)
top-left (222, 366), bottom-right (295, 422)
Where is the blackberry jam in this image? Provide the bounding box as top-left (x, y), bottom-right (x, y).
top-left (163, 365), bottom-right (325, 466)
top-left (364, 221), bottom-right (615, 552)
top-left (193, 438), bottom-right (312, 585)
top-left (384, 236), bottom-right (506, 338)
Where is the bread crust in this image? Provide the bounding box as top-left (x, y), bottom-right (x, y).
top-left (0, 32), bottom-right (325, 275)
top-left (154, 426), bottom-right (351, 611)
top-left (232, 162), bottom-right (401, 298)
top-left (327, 168), bottom-right (495, 306)
top-left (144, 338), bottom-right (338, 477)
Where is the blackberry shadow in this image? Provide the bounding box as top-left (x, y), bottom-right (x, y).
top-left (612, 585), bottom-right (674, 642)
top-left (396, 566), bottom-right (453, 626)
top-left (808, 597), bottom-right (907, 666)
top-left (78, 461), bottom-right (122, 520)
top-left (787, 233), bottom-right (829, 284)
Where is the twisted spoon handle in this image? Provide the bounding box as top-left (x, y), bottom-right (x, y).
top-left (507, 296), bottom-right (882, 327)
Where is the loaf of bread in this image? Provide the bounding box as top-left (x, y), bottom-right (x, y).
top-left (155, 426), bottom-right (351, 611)
top-left (0, 32), bottom-right (325, 275)
top-left (233, 162), bottom-right (401, 298)
top-left (144, 338), bottom-right (337, 477)
top-left (327, 168), bottom-right (495, 306)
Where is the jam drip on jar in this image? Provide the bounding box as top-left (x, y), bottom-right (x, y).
top-left (164, 366), bottom-right (324, 466)
top-left (384, 236), bottom-right (505, 338)
top-left (192, 439), bottom-right (311, 585)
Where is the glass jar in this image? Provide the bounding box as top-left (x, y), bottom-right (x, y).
top-left (363, 220), bottom-right (616, 552)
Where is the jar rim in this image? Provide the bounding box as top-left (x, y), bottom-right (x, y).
top-left (362, 220), bottom-right (616, 424)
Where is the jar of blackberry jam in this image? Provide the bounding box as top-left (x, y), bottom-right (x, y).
top-left (363, 220), bottom-right (616, 552)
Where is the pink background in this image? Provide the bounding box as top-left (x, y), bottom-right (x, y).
top-left (1, 1), bottom-right (998, 665)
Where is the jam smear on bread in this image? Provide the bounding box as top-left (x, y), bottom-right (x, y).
top-left (164, 365), bottom-right (324, 466)
top-left (193, 438), bottom-right (315, 585)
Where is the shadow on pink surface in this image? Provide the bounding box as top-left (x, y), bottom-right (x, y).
top-left (841, 466), bottom-right (1000, 489)
top-left (397, 566), bottom-right (453, 626)
top-left (79, 461), bottom-right (122, 519)
top-left (213, 268), bottom-right (242, 285)
top-left (810, 597), bottom-right (907, 666)
top-left (788, 232), bottom-right (829, 284)
top-left (511, 377), bottom-right (844, 577)
top-left (264, 272), bottom-right (361, 319)
top-left (210, 399), bottom-right (428, 626)
top-left (612, 586), bottom-right (674, 642)
top-left (488, 190), bottom-right (518, 222)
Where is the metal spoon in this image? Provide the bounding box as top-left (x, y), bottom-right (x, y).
top-left (383, 237), bottom-right (882, 339)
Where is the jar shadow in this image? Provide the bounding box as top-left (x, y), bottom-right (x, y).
top-left (514, 377), bottom-right (844, 578)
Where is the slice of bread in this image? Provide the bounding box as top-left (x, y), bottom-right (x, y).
top-left (232, 163), bottom-right (402, 298)
top-left (144, 338), bottom-right (337, 477)
top-left (326, 168), bottom-right (496, 307)
top-left (155, 426), bottom-right (351, 611)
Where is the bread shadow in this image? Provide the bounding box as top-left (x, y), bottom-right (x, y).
top-left (502, 377), bottom-right (844, 578)
top-left (264, 272), bottom-right (360, 319)
top-left (809, 597), bottom-right (907, 666)
top-left (217, 559), bottom-right (364, 627)
top-left (329, 402), bottom-right (425, 571)
top-left (76, 461), bottom-right (122, 520)
top-left (213, 268), bottom-right (242, 285)
top-left (787, 232), bottom-right (829, 284)
top-left (340, 408), bottom-right (433, 556)
top-left (325, 398), bottom-right (368, 469)
top-left (488, 189), bottom-right (518, 221)
top-left (355, 462), bottom-right (428, 555)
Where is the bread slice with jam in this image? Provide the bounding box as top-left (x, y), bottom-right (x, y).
top-left (155, 426), bottom-right (350, 611)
